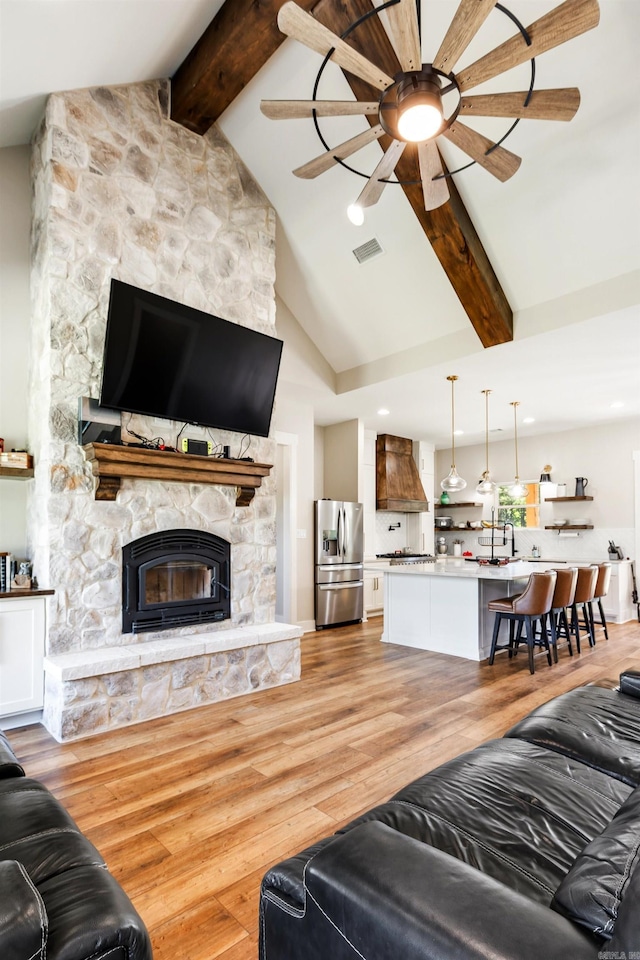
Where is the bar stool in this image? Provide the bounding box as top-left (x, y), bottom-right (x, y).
top-left (570, 565), bottom-right (598, 652)
top-left (488, 571), bottom-right (557, 675)
top-left (589, 562), bottom-right (612, 641)
top-left (547, 567), bottom-right (578, 662)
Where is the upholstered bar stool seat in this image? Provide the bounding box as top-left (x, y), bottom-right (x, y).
top-left (571, 565), bottom-right (598, 652)
top-left (488, 571), bottom-right (557, 675)
top-left (547, 567), bottom-right (578, 661)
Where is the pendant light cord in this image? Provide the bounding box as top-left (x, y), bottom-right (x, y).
top-left (448, 375), bottom-right (457, 468)
top-left (483, 389), bottom-right (491, 474)
top-left (511, 401), bottom-right (520, 478)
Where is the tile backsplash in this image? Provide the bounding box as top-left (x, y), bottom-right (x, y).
top-left (375, 512), bottom-right (410, 554)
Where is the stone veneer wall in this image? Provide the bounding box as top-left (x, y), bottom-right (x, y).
top-left (27, 79), bottom-right (298, 739)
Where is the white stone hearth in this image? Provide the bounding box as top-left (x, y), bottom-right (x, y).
top-left (44, 623), bottom-right (301, 742)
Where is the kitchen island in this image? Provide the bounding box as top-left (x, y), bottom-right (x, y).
top-left (366, 559), bottom-right (561, 661)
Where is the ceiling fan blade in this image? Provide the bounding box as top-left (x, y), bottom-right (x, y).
top-left (418, 141), bottom-right (450, 211)
top-left (261, 100), bottom-right (379, 119)
top-left (356, 139), bottom-right (407, 208)
top-left (432, 0), bottom-right (498, 73)
top-left (456, 0), bottom-right (600, 93)
top-left (460, 89), bottom-right (581, 121)
top-left (277, 1), bottom-right (393, 91)
top-left (441, 121), bottom-right (521, 181)
top-left (293, 124), bottom-right (385, 179)
top-left (376, 0), bottom-right (422, 72)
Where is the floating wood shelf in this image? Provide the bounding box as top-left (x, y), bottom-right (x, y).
top-left (83, 444), bottom-right (272, 506)
top-left (545, 525), bottom-right (594, 531)
top-left (435, 502), bottom-right (482, 509)
top-left (0, 466), bottom-right (34, 480)
top-left (544, 495), bottom-right (593, 502)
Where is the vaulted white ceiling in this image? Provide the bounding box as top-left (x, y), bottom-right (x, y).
top-left (1, 0), bottom-right (639, 447)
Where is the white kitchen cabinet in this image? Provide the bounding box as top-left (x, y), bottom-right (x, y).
top-left (364, 561), bottom-right (386, 615)
top-left (602, 561), bottom-right (636, 624)
top-left (362, 430), bottom-right (377, 560)
top-left (0, 594), bottom-right (46, 716)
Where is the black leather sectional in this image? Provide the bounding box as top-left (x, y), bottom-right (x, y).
top-left (0, 732), bottom-right (151, 960)
top-left (260, 671), bottom-right (640, 960)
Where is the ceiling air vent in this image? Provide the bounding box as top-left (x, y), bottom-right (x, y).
top-left (352, 237), bottom-right (384, 265)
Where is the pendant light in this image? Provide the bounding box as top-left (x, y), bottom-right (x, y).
top-left (441, 375), bottom-right (467, 493)
top-left (509, 401), bottom-right (526, 498)
top-left (476, 389), bottom-right (496, 496)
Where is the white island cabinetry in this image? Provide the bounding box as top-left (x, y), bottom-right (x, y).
top-left (368, 560), bottom-right (549, 660)
top-left (0, 592), bottom-right (50, 719)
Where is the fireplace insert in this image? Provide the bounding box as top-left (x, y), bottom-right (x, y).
top-left (122, 529), bottom-right (230, 633)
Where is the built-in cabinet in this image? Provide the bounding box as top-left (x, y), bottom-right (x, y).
top-left (364, 560), bottom-right (386, 615)
top-left (603, 561), bottom-right (636, 624)
top-left (0, 593), bottom-right (50, 718)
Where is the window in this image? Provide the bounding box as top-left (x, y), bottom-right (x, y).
top-left (496, 482), bottom-right (540, 529)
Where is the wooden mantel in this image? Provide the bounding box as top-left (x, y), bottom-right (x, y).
top-left (82, 444), bottom-right (272, 506)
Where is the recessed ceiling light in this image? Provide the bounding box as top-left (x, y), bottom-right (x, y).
top-left (523, 417), bottom-right (535, 424)
top-left (610, 401), bottom-right (624, 409)
top-left (377, 408), bottom-right (390, 416)
top-left (453, 429), bottom-right (464, 436)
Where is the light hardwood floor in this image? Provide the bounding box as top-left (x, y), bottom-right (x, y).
top-left (8, 615), bottom-right (640, 959)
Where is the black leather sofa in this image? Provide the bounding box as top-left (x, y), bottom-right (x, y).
top-left (260, 671), bottom-right (640, 959)
top-left (0, 731), bottom-right (152, 960)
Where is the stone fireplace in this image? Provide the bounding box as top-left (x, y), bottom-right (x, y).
top-left (27, 78), bottom-right (301, 741)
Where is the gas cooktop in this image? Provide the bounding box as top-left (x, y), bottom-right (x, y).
top-left (376, 552), bottom-right (435, 560)
top-left (377, 553), bottom-right (437, 565)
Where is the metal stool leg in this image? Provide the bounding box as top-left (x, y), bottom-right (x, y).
top-left (597, 598), bottom-right (609, 640)
top-left (489, 613), bottom-right (502, 665)
top-left (548, 611), bottom-right (558, 663)
top-left (524, 615), bottom-right (535, 675)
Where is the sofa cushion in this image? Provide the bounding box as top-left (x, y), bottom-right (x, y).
top-left (504, 685), bottom-right (640, 786)
top-left (0, 859), bottom-right (47, 959)
top-left (340, 738), bottom-right (631, 906)
top-left (0, 731), bottom-right (25, 779)
top-left (0, 779), bottom-right (105, 884)
top-left (551, 786), bottom-right (640, 939)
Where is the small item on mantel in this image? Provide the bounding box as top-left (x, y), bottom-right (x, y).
top-left (11, 560), bottom-right (32, 590)
top-left (463, 550), bottom-right (473, 557)
top-left (10, 574), bottom-right (31, 590)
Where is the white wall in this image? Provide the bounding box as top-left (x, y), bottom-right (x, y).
top-left (323, 419), bottom-right (362, 502)
top-left (273, 397), bottom-right (316, 626)
top-left (435, 418), bottom-right (640, 559)
top-left (0, 146), bottom-right (31, 555)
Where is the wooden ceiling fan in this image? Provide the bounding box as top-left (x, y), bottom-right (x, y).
top-left (260, 0), bottom-right (600, 215)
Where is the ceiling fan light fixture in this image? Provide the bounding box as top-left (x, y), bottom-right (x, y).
top-left (347, 203), bottom-right (365, 225)
top-left (397, 71), bottom-right (443, 143)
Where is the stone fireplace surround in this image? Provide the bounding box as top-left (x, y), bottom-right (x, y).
top-left (28, 78), bottom-right (301, 742)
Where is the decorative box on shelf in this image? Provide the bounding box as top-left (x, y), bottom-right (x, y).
top-left (0, 451), bottom-right (33, 469)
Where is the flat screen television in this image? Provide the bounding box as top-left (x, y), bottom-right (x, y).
top-left (99, 280), bottom-right (283, 438)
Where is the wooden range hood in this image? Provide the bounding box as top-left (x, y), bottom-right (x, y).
top-left (376, 435), bottom-right (429, 513)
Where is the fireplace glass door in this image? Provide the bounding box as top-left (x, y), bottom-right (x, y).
top-left (140, 556), bottom-right (220, 609)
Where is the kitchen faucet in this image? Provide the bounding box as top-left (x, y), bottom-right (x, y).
top-left (503, 522), bottom-right (517, 558)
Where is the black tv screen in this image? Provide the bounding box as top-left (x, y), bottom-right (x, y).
top-left (99, 280), bottom-right (283, 438)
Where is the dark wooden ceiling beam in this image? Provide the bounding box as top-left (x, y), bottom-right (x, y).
top-left (171, 0), bottom-right (513, 349)
top-left (171, 0), bottom-right (318, 133)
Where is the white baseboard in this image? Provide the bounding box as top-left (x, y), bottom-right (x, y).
top-left (298, 619), bottom-right (317, 634)
top-left (1, 709), bottom-right (43, 731)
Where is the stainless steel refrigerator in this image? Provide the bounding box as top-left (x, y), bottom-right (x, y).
top-left (315, 500), bottom-right (364, 629)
